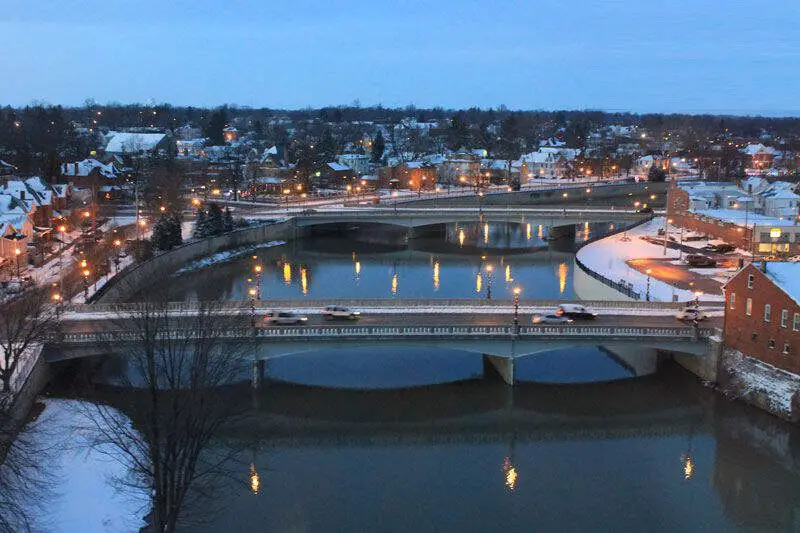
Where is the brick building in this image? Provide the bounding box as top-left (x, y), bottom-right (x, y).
top-left (723, 262), bottom-right (800, 375)
top-left (379, 162), bottom-right (436, 191)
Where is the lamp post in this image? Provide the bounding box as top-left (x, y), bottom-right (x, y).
top-left (248, 287), bottom-right (257, 328)
top-left (14, 247), bottom-right (21, 279)
top-left (82, 267), bottom-right (91, 299)
top-left (51, 291), bottom-right (62, 320)
top-left (485, 264), bottom-right (494, 300)
top-left (113, 239), bottom-right (122, 273)
top-left (645, 268), bottom-right (652, 301)
top-left (58, 224), bottom-right (66, 300)
top-left (253, 264), bottom-right (262, 301)
top-left (663, 218), bottom-right (672, 256)
top-left (512, 286), bottom-right (521, 334)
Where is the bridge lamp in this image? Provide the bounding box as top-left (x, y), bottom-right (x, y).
top-left (645, 268), bottom-right (652, 302)
top-left (512, 287), bottom-right (522, 330)
top-left (562, 192), bottom-right (568, 198)
top-left (484, 265), bottom-right (494, 300)
top-left (585, 188), bottom-right (591, 194)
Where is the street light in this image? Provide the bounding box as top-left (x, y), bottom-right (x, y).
top-left (82, 268), bottom-right (91, 299)
top-left (113, 239), bottom-right (122, 272)
top-left (253, 264), bottom-right (262, 300)
top-left (51, 292), bottom-right (62, 320)
top-left (512, 286), bottom-right (522, 333)
top-left (645, 268), bottom-right (652, 301)
top-left (13, 247), bottom-right (21, 279)
top-left (248, 287), bottom-right (257, 327)
top-left (485, 264), bottom-right (494, 300)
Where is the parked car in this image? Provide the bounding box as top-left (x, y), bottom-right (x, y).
top-left (636, 207), bottom-right (654, 214)
top-left (685, 254), bottom-right (716, 268)
top-left (532, 314), bottom-right (573, 324)
top-left (675, 306), bottom-right (707, 322)
top-left (554, 304), bottom-right (598, 320)
top-left (322, 306), bottom-right (361, 320)
top-left (265, 311), bottom-right (308, 325)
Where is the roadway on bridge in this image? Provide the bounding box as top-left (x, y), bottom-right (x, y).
top-left (58, 311), bottom-right (722, 334)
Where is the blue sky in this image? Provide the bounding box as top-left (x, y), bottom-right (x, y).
top-left (3, 0), bottom-right (799, 115)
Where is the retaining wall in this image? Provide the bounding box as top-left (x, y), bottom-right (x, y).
top-left (95, 221), bottom-right (297, 303)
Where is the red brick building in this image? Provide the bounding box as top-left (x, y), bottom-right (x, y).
top-left (379, 162), bottom-right (436, 191)
top-left (723, 262), bottom-right (800, 375)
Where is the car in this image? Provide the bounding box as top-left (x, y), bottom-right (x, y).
top-left (675, 306), bottom-right (707, 322)
top-left (636, 207), bottom-right (654, 214)
top-left (265, 311), bottom-right (308, 325)
top-left (532, 314), bottom-right (573, 324)
top-left (685, 254), bottom-right (716, 268)
top-left (554, 304), bottom-right (598, 320)
top-left (301, 208), bottom-right (318, 214)
top-left (322, 306), bottom-right (361, 320)
top-left (713, 243), bottom-right (735, 254)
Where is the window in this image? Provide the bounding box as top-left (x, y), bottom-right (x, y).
top-left (783, 343), bottom-right (791, 355)
top-left (747, 274), bottom-right (754, 289)
top-left (751, 332), bottom-right (759, 341)
top-left (729, 293), bottom-right (736, 310)
top-left (764, 304), bottom-right (771, 322)
top-left (794, 313), bottom-right (800, 331)
top-left (781, 309), bottom-right (789, 328)
top-left (768, 339), bottom-right (776, 350)
top-left (746, 298), bottom-right (752, 316)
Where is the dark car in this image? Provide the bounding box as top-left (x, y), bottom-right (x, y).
top-left (636, 207), bottom-right (654, 214)
top-left (713, 243), bottom-right (735, 254)
top-left (554, 304), bottom-right (598, 320)
top-left (685, 254), bottom-right (716, 268)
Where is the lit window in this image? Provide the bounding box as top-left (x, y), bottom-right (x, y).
top-left (783, 343), bottom-right (791, 355)
top-left (747, 274), bottom-right (754, 289)
top-left (781, 309), bottom-right (789, 328)
top-left (764, 304), bottom-right (771, 322)
top-left (729, 293), bottom-right (735, 310)
top-left (746, 298), bottom-right (752, 316)
top-left (768, 339), bottom-right (776, 350)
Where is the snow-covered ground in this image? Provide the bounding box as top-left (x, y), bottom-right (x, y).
top-left (19, 399), bottom-right (148, 533)
top-left (577, 218), bottom-right (726, 302)
top-left (173, 240), bottom-right (287, 276)
top-left (723, 350), bottom-right (800, 418)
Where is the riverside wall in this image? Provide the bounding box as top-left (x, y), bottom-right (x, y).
top-left (94, 220), bottom-right (298, 303)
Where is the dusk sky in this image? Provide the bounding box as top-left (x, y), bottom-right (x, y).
top-left (4, 0), bottom-right (799, 115)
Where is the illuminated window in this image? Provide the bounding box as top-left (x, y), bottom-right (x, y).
top-left (747, 274), bottom-right (754, 289)
top-left (729, 293), bottom-right (735, 310)
top-left (745, 298), bottom-right (752, 316)
top-left (764, 304), bottom-right (771, 322)
top-left (781, 309), bottom-right (789, 328)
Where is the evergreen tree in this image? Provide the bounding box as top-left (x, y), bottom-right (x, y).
top-left (648, 164), bottom-right (667, 182)
top-left (207, 203), bottom-right (224, 236)
top-left (223, 207), bottom-right (234, 233)
top-left (203, 109), bottom-right (228, 146)
top-left (151, 215), bottom-right (173, 251)
top-left (371, 131), bottom-right (385, 164)
top-left (168, 213), bottom-right (183, 248)
top-left (193, 209), bottom-right (208, 238)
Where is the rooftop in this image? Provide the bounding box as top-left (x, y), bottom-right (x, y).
top-left (692, 208), bottom-right (798, 227)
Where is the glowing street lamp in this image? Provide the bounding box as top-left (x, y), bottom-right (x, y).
top-left (512, 286), bottom-right (522, 333)
top-left (485, 264), bottom-right (494, 300)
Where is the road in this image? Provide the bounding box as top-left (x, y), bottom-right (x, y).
top-left (58, 311), bottom-right (722, 334)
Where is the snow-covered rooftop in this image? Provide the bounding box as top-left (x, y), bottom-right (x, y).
top-left (327, 162), bottom-right (351, 172)
top-left (105, 132), bottom-right (167, 153)
top-left (692, 208), bottom-right (798, 227)
top-left (760, 262), bottom-right (800, 308)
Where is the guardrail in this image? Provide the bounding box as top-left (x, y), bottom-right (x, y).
top-left (52, 325), bottom-right (715, 344)
top-left (64, 298), bottom-right (722, 315)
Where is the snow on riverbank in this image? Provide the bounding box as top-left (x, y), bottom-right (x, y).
top-left (722, 350), bottom-right (800, 419)
top-left (577, 217), bottom-right (724, 302)
top-left (25, 399), bottom-right (148, 533)
top-left (174, 240), bottom-right (286, 275)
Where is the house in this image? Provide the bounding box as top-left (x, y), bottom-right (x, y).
top-left (0, 194), bottom-right (33, 270)
top-left (223, 127), bottom-right (238, 143)
top-left (2, 178), bottom-right (55, 228)
top-left (742, 143), bottom-right (779, 170)
top-left (251, 176), bottom-right (286, 196)
top-left (316, 162), bottom-right (355, 189)
top-left (337, 154), bottom-right (372, 176)
top-left (103, 131), bottom-right (171, 156)
top-left (723, 262), bottom-right (800, 375)
top-left (379, 162), bottom-right (437, 190)
top-left (438, 153), bottom-right (480, 186)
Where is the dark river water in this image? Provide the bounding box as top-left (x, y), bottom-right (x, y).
top-left (12, 222), bottom-right (800, 532)
top-left (142, 221), bottom-right (612, 301)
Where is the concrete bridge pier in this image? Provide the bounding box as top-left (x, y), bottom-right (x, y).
top-left (251, 359), bottom-right (265, 390)
top-left (483, 354), bottom-right (515, 386)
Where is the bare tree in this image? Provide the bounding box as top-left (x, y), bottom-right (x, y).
top-left (0, 291), bottom-right (57, 393)
top-left (85, 298), bottom-right (249, 533)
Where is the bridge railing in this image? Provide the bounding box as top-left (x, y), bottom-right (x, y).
top-left (63, 298), bottom-right (720, 315)
top-left (51, 325), bottom-right (716, 344)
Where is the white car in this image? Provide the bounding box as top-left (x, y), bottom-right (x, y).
top-left (675, 307), bottom-right (707, 322)
top-left (532, 314), bottom-right (573, 324)
top-left (322, 306), bottom-right (361, 320)
top-left (266, 311), bottom-right (308, 325)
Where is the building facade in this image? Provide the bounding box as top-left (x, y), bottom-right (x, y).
top-left (723, 262), bottom-right (800, 375)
